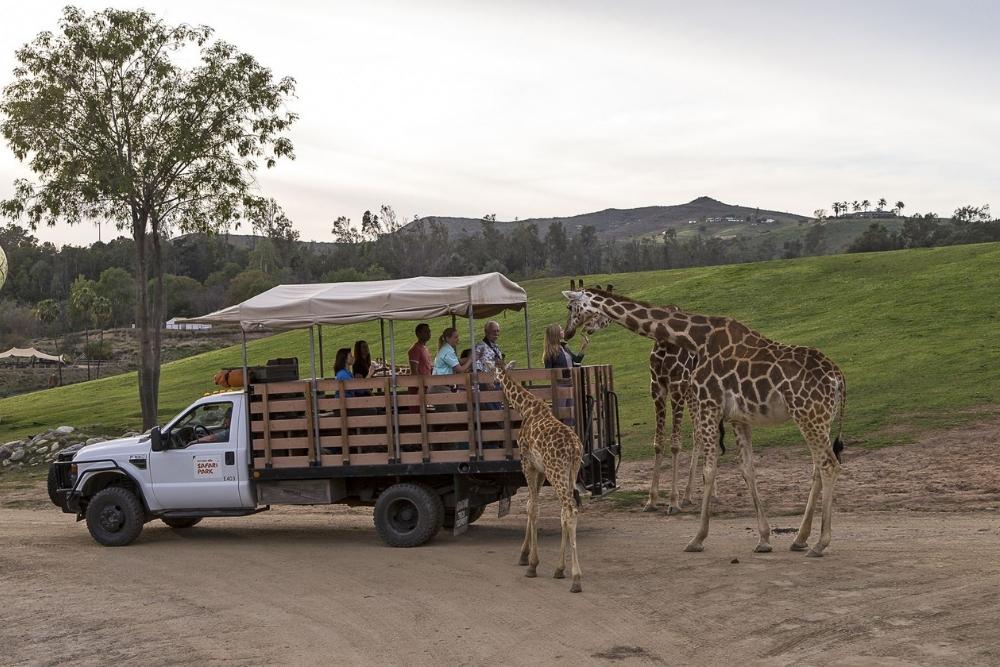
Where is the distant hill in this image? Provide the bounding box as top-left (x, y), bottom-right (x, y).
top-left (405, 196), bottom-right (812, 241)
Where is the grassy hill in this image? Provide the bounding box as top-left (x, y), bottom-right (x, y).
top-left (410, 196), bottom-right (811, 242)
top-left (1, 243), bottom-right (998, 460)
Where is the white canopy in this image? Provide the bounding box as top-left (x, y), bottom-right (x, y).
top-left (0, 346), bottom-right (65, 364)
top-left (183, 273), bottom-right (527, 329)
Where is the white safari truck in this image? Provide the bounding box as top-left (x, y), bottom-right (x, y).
top-left (48, 274), bottom-right (620, 547)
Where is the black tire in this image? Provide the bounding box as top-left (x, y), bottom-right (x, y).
top-left (373, 483), bottom-right (443, 548)
top-left (442, 504), bottom-right (486, 530)
top-left (46, 465), bottom-right (61, 506)
top-left (85, 486), bottom-right (145, 547)
top-left (161, 517), bottom-right (202, 529)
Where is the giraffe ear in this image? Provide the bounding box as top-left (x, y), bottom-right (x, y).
top-left (562, 290), bottom-right (583, 301)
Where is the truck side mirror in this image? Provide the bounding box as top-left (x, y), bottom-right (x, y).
top-left (150, 426), bottom-right (165, 452)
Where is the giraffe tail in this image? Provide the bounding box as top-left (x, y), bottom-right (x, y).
top-left (832, 372), bottom-right (847, 463)
top-left (718, 421), bottom-right (726, 455)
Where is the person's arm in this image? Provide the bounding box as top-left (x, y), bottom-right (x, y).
top-left (409, 356), bottom-right (420, 375)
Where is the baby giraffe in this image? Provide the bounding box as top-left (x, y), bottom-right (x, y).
top-left (488, 360), bottom-right (584, 593)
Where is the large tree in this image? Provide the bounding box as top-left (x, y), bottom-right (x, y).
top-left (1, 7), bottom-right (297, 427)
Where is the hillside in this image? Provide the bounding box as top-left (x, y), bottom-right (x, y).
top-left (1, 243), bottom-right (998, 459)
top-left (409, 196), bottom-right (812, 241)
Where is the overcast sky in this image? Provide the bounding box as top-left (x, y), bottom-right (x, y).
top-left (1, 0), bottom-right (998, 247)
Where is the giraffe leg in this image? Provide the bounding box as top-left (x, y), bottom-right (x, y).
top-left (559, 459), bottom-right (583, 592)
top-left (791, 457), bottom-right (822, 551)
top-left (554, 471), bottom-right (572, 579)
top-left (685, 405), bottom-right (720, 552)
top-left (666, 390), bottom-right (685, 515)
top-left (525, 468), bottom-right (544, 576)
top-left (643, 383), bottom-right (668, 512)
top-left (519, 467), bottom-right (542, 567)
top-left (808, 442), bottom-right (841, 558)
top-left (733, 423), bottom-right (772, 553)
top-left (682, 425), bottom-right (701, 507)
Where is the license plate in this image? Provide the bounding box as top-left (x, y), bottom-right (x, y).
top-left (498, 496), bottom-right (511, 518)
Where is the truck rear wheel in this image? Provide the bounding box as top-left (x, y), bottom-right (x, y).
top-left (373, 483), bottom-right (443, 547)
top-left (85, 487), bottom-right (145, 547)
top-left (161, 517), bottom-right (202, 529)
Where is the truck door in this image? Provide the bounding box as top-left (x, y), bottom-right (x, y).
top-left (150, 399), bottom-right (244, 509)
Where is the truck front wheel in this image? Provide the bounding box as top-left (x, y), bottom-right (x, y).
top-left (373, 483), bottom-right (443, 547)
top-left (85, 487), bottom-right (145, 547)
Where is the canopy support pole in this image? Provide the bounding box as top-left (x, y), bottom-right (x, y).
top-left (379, 319), bottom-right (387, 366)
top-left (469, 304), bottom-right (483, 460)
top-left (523, 302), bottom-right (532, 368)
top-left (317, 325), bottom-right (324, 377)
top-left (308, 325), bottom-right (321, 466)
top-left (241, 329), bottom-right (253, 468)
top-left (388, 320), bottom-right (400, 463)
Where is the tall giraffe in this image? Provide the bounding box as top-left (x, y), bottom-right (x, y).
top-left (567, 280), bottom-right (711, 515)
top-left (488, 359), bottom-right (584, 592)
top-left (563, 287), bottom-right (846, 557)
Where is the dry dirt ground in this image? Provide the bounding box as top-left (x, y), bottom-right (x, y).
top-left (2, 420), bottom-right (1000, 666)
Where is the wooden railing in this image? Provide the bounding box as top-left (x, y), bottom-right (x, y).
top-left (248, 365), bottom-right (615, 469)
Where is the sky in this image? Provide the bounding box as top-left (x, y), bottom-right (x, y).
top-left (0, 0), bottom-right (998, 247)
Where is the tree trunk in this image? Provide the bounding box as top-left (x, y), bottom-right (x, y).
top-left (133, 213), bottom-right (159, 430)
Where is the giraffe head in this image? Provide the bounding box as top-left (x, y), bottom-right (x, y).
top-left (562, 279), bottom-right (612, 339)
top-left (482, 358), bottom-right (516, 385)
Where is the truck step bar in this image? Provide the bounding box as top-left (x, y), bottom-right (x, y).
top-left (157, 506), bottom-right (270, 519)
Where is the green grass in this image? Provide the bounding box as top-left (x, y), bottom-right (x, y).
top-left (1, 243), bottom-right (998, 462)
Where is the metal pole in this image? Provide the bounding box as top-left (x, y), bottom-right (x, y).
top-left (380, 319), bottom-right (387, 366)
top-left (468, 303), bottom-right (483, 460)
top-left (308, 325), bottom-right (321, 466)
top-left (388, 320), bottom-right (400, 463)
top-left (241, 329), bottom-right (253, 476)
top-left (317, 325), bottom-right (324, 377)
top-left (523, 302), bottom-right (532, 368)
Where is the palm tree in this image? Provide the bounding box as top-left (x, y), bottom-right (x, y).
top-left (878, 197), bottom-right (887, 212)
top-left (852, 200), bottom-right (861, 213)
top-left (861, 199), bottom-right (871, 213)
top-left (895, 201), bottom-right (905, 216)
top-left (91, 296), bottom-right (113, 379)
top-left (35, 299), bottom-right (63, 386)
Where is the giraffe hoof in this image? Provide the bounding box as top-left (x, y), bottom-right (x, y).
top-left (570, 579), bottom-right (583, 593)
top-left (753, 543), bottom-right (773, 553)
top-left (553, 568), bottom-right (565, 579)
top-left (790, 542), bottom-right (809, 552)
top-left (641, 502), bottom-right (659, 513)
top-left (517, 554), bottom-right (529, 566)
top-left (680, 498), bottom-right (693, 508)
top-left (683, 542), bottom-right (704, 553)
top-left (805, 549), bottom-right (824, 558)
top-left (525, 567), bottom-right (538, 578)
top-left (667, 505), bottom-right (682, 516)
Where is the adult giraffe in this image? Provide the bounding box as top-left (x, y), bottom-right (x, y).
top-left (563, 286), bottom-right (847, 557)
top-left (568, 280), bottom-right (708, 515)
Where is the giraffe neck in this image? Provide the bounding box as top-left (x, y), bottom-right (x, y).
top-left (592, 292), bottom-right (706, 353)
top-left (498, 370), bottom-right (540, 414)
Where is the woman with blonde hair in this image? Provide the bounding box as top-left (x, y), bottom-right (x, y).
top-left (543, 323), bottom-right (588, 370)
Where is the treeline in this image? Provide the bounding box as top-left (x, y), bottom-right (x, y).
top-left (847, 205), bottom-right (999, 253)
top-left (3, 202), bottom-right (998, 349)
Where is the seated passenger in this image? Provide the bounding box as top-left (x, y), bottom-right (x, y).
top-left (333, 347), bottom-right (356, 398)
top-left (352, 340), bottom-right (376, 397)
top-left (431, 327), bottom-right (473, 412)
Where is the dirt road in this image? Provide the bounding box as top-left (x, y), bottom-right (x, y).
top-left (5, 422), bottom-right (1000, 665)
top-left (3, 504), bottom-right (999, 666)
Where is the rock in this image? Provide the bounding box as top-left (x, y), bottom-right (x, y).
top-left (2, 440), bottom-right (23, 451)
top-left (55, 426), bottom-right (75, 434)
top-left (49, 443), bottom-right (62, 453)
top-left (2, 459), bottom-right (10, 467)
top-left (85, 437), bottom-right (105, 446)
top-left (730, 558), bottom-right (740, 564)
top-left (10, 448), bottom-right (26, 462)
top-left (33, 439), bottom-right (49, 450)
top-left (122, 431), bottom-right (139, 438)
top-left (0, 450), bottom-right (9, 462)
